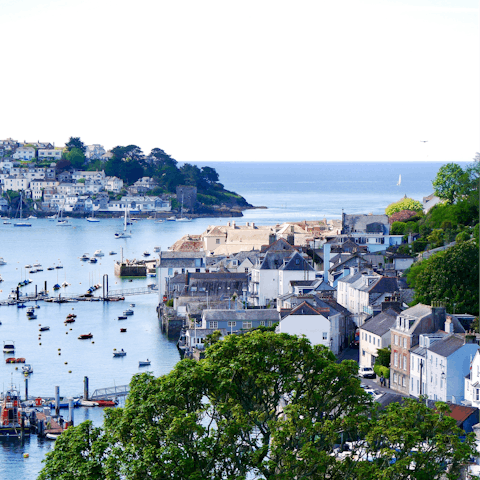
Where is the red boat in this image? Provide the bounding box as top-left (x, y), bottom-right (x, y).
top-left (15, 358), bottom-right (25, 363)
top-left (65, 318), bottom-right (75, 323)
top-left (96, 400), bottom-right (117, 407)
top-left (5, 358), bottom-right (15, 364)
top-left (78, 333), bottom-right (93, 340)
top-left (120, 328), bottom-right (127, 332)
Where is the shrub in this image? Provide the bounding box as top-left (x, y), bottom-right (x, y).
top-left (373, 365), bottom-right (390, 379)
top-left (385, 198), bottom-right (423, 216)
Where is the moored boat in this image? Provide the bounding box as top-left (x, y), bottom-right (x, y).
top-left (3, 341), bottom-right (14, 354)
top-left (39, 326), bottom-right (50, 331)
top-left (113, 349), bottom-right (126, 357)
top-left (78, 333), bottom-right (93, 340)
top-left (22, 364), bottom-right (33, 374)
top-left (117, 315), bottom-right (127, 320)
top-left (123, 309), bottom-right (134, 316)
top-left (139, 359), bottom-right (151, 367)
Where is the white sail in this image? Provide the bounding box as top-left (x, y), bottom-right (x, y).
top-left (396, 174), bottom-right (401, 186)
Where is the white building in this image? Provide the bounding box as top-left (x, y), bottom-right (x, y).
top-left (359, 307), bottom-right (399, 367)
top-left (105, 176), bottom-right (124, 193)
top-left (464, 349), bottom-right (480, 408)
top-left (85, 144), bottom-right (106, 160)
top-left (38, 148), bottom-right (62, 160)
top-left (13, 147), bottom-right (35, 161)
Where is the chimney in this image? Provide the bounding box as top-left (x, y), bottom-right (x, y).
top-left (232, 221), bottom-right (236, 228)
top-left (251, 222), bottom-right (255, 228)
top-left (444, 316), bottom-right (454, 334)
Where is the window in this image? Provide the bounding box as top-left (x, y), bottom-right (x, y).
top-left (243, 322), bottom-right (252, 329)
top-left (417, 379), bottom-right (419, 393)
top-left (476, 389), bottom-right (480, 402)
top-left (394, 334), bottom-right (398, 345)
top-left (259, 321), bottom-right (265, 326)
top-left (402, 376), bottom-right (405, 387)
top-left (227, 321), bottom-right (236, 327)
top-left (216, 239), bottom-right (220, 244)
top-left (268, 321), bottom-right (273, 327)
top-left (323, 332), bottom-right (328, 340)
top-left (403, 338), bottom-right (407, 348)
top-left (369, 335), bottom-right (371, 343)
top-left (362, 350), bottom-right (366, 357)
top-left (209, 321), bottom-right (218, 329)
top-left (394, 352), bottom-right (398, 367)
top-left (411, 378), bottom-right (413, 390)
top-left (393, 373), bottom-right (397, 383)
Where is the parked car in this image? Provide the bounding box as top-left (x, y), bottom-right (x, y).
top-left (358, 366), bottom-right (375, 379)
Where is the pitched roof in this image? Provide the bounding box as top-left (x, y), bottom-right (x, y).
top-left (202, 309), bottom-right (280, 322)
top-left (289, 301), bottom-right (329, 316)
top-left (446, 404), bottom-right (479, 425)
top-left (280, 252), bottom-right (315, 271)
top-left (428, 334), bottom-right (466, 358)
top-left (360, 308), bottom-right (398, 337)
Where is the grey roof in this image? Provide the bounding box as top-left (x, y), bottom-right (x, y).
top-left (289, 302), bottom-right (328, 317)
top-left (360, 308), bottom-right (398, 337)
top-left (401, 303), bottom-right (432, 319)
top-left (314, 280), bottom-right (336, 291)
top-left (186, 328), bottom-right (228, 336)
top-left (428, 334), bottom-right (466, 358)
top-left (202, 309), bottom-right (280, 322)
top-left (410, 345), bottom-right (427, 357)
top-left (280, 252), bottom-right (315, 271)
top-left (161, 251), bottom-right (205, 259)
top-left (259, 251), bottom-right (293, 270)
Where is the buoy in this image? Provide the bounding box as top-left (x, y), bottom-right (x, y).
top-left (39, 343), bottom-right (42, 345)
top-left (91, 341), bottom-right (94, 344)
top-left (113, 348), bottom-right (116, 351)
top-left (68, 370), bottom-right (72, 373)
top-left (66, 332), bottom-right (68, 334)
top-left (58, 348), bottom-right (61, 351)
top-left (70, 328), bottom-right (72, 331)
top-left (23, 453), bottom-right (29, 458)
top-left (64, 362), bottom-right (68, 365)
top-left (58, 353), bottom-right (61, 356)
top-left (38, 324), bottom-right (41, 326)
top-left (15, 367), bottom-right (18, 370)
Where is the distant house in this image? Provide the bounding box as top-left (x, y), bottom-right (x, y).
top-left (38, 148), bottom-right (62, 161)
top-left (423, 193), bottom-right (442, 213)
top-left (202, 309), bottom-right (280, 333)
top-left (13, 147), bottom-right (35, 161)
top-left (85, 144), bottom-right (106, 160)
top-left (342, 213), bottom-right (390, 235)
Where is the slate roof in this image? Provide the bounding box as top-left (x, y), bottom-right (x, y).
top-left (428, 334), bottom-right (465, 358)
top-left (368, 277), bottom-right (399, 294)
top-left (289, 301), bottom-right (329, 316)
top-left (360, 308), bottom-right (399, 337)
top-left (264, 238), bottom-right (296, 252)
top-left (280, 252), bottom-right (315, 271)
top-left (259, 251), bottom-right (293, 270)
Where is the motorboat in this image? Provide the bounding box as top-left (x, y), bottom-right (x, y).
top-left (27, 314), bottom-right (37, 320)
top-left (123, 309), bottom-right (134, 316)
top-left (89, 257), bottom-right (98, 263)
top-left (61, 281), bottom-right (70, 287)
top-left (0, 388), bottom-right (32, 436)
top-left (176, 217), bottom-right (192, 222)
top-left (66, 313), bottom-right (77, 318)
top-left (109, 251), bottom-right (117, 255)
top-left (143, 251), bottom-right (151, 257)
top-left (80, 254), bottom-right (90, 261)
top-left (65, 317), bottom-right (75, 324)
top-left (0, 258), bottom-right (6, 266)
top-left (53, 284), bottom-right (61, 290)
top-left (39, 326), bottom-right (50, 331)
top-left (3, 341), bottom-right (14, 353)
top-left (94, 250), bottom-right (104, 257)
top-left (56, 264), bottom-right (64, 269)
top-left (57, 220), bottom-right (72, 226)
top-left (139, 360), bottom-right (151, 367)
top-left (25, 264), bottom-right (32, 269)
top-left (118, 315), bottom-right (127, 320)
top-left (120, 328), bottom-right (127, 332)
top-left (33, 262), bottom-right (41, 267)
top-left (113, 349), bottom-right (126, 357)
top-left (79, 399), bottom-right (98, 407)
top-left (3, 221), bottom-right (11, 225)
top-left (166, 216), bottom-right (176, 221)
top-left (78, 333), bottom-right (93, 340)
top-left (130, 303), bottom-right (135, 307)
top-left (47, 267), bottom-right (54, 270)
top-left (22, 364), bottom-right (33, 374)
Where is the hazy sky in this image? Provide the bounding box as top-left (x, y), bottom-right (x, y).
top-left (0, 0), bottom-right (478, 162)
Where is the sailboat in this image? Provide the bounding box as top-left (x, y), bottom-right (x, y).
top-left (57, 203), bottom-right (72, 226)
top-left (14, 192), bottom-right (32, 227)
top-left (114, 205), bottom-right (132, 238)
top-left (176, 194), bottom-right (192, 222)
top-left (396, 174), bottom-right (401, 186)
top-left (86, 208), bottom-right (100, 223)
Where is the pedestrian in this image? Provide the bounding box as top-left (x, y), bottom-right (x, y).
top-left (380, 374), bottom-right (385, 387)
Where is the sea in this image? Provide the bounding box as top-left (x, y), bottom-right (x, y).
top-left (0, 161), bottom-right (466, 479)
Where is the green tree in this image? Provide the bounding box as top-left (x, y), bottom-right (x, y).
top-left (385, 197), bottom-right (423, 216)
top-left (66, 148), bottom-right (86, 169)
top-left (39, 331), bottom-right (476, 480)
top-left (65, 137), bottom-right (86, 154)
top-left (432, 163), bottom-right (473, 203)
top-left (408, 239), bottom-right (479, 315)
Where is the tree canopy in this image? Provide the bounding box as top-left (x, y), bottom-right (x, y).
top-left (432, 161), bottom-right (479, 204)
top-left (39, 331), bottom-right (475, 480)
top-left (65, 137), bottom-right (86, 154)
top-left (385, 197), bottom-right (422, 216)
top-left (407, 238), bottom-right (479, 316)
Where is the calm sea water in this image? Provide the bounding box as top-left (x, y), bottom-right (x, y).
top-left (0, 161), bottom-right (459, 478)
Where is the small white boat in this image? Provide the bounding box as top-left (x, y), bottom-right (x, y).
top-left (113, 349), bottom-right (126, 357)
top-left (22, 364), bottom-right (33, 374)
top-left (0, 258), bottom-right (6, 266)
top-left (57, 220), bottom-right (72, 226)
top-left (25, 264), bottom-right (32, 268)
top-left (3, 221), bottom-right (11, 225)
top-left (143, 251), bottom-right (151, 257)
top-left (139, 360), bottom-right (151, 367)
top-left (154, 219), bottom-right (164, 224)
top-left (61, 281), bottom-right (70, 287)
top-left (3, 341), bottom-right (14, 353)
top-left (86, 217), bottom-right (100, 223)
top-left (123, 309), bottom-right (134, 316)
top-left (56, 264), bottom-right (64, 269)
top-left (166, 216), bottom-right (176, 221)
top-left (79, 399), bottom-right (98, 407)
top-left (45, 433), bottom-right (60, 440)
top-left (27, 216), bottom-right (37, 219)
top-left (89, 257), bottom-right (98, 263)
top-left (33, 262), bottom-right (41, 267)
top-left (176, 217), bottom-right (192, 222)
top-left (130, 303), bottom-right (135, 307)
top-left (94, 250), bottom-right (104, 257)
top-left (80, 254), bottom-right (89, 261)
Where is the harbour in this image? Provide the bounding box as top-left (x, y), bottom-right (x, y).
top-left (0, 161), bottom-right (450, 478)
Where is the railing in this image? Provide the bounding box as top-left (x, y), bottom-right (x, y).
top-left (89, 385), bottom-right (130, 400)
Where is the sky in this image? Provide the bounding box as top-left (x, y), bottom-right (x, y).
top-left (0, 0), bottom-right (478, 162)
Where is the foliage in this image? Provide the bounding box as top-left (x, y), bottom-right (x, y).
top-left (432, 161), bottom-right (480, 204)
top-left (427, 228), bottom-right (444, 249)
top-left (391, 221), bottom-right (406, 235)
top-left (39, 331), bottom-right (476, 480)
top-left (407, 239), bottom-right (479, 315)
top-left (65, 137), bottom-right (86, 154)
top-left (55, 158), bottom-right (72, 173)
top-left (373, 364), bottom-right (390, 379)
top-left (455, 230), bottom-right (471, 243)
top-left (385, 197), bottom-right (423, 216)
top-left (66, 148), bottom-right (86, 169)
top-left (77, 178), bottom-right (86, 184)
top-left (204, 329), bottom-right (222, 348)
top-left (375, 346), bottom-right (391, 367)
top-left (165, 298), bottom-right (173, 307)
